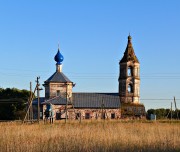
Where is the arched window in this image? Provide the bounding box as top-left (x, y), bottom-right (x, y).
top-left (128, 67), bottom-right (133, 76)
top-left (128, 84), bottom-right (133, 93)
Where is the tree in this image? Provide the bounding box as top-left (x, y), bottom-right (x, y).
top-left (0, 87), bottom-right (32, 120)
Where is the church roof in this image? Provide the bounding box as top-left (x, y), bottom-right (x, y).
top-left (120, 35), bottom-right (139, 63)
top-left (73, 93), bottom-right (120, 108)
top-left (44, 71), bottom-right (72, 83)
top-left (40, 93), bottom-right (120, 109)
top-left (32, 97), bottom-right (45, 105)
top-left (42, 95), bottom-right (67, 105)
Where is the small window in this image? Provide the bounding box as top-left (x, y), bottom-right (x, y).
top-left (85, 113), bottom-right (90, 119)
top-left (111, 113), bottom-right (115, 119)
top-left (76, 113), bottom-right (81, 119)
top-left (57, 90), bottom-right (60, 96)
top-left (56, 112), bottom-right (61, 120)
top-left (101, 112), bottom-right (106, 119)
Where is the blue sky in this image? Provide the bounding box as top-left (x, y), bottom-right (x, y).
top-left (0, 0), bottom-right (180, 110)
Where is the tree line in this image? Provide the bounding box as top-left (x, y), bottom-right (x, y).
top-left (147, 108), bottom-right (180, 120)
top-left (0, 88), bottom-right (32, 120)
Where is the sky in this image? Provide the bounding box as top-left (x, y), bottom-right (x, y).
top-left (0, 0), bottom-right (180, 110)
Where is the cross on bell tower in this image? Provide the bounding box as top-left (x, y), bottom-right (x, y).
top-left (119, 35), bottom-right (140, 104)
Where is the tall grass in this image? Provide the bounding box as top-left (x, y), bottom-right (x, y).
top-left (0, 120), bottom-right (179, 152)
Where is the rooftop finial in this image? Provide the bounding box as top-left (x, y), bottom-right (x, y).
top-left (128, 34), bottom-right (132, 44)
top-left (58, 42), bottom-right (60, 51)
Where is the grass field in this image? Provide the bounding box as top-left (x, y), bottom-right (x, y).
top-left (0, 120), bottom-right (180, 152)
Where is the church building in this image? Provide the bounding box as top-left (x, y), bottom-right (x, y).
top-left (33, 35), bottom-right (145, 120)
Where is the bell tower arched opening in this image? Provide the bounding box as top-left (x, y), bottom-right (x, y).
top-left (128, 84), bottom-right (133, 93)
top-left (128, 66), bottom-right (133, 76)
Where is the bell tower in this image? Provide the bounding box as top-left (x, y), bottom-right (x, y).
top-left (119, 35), bottom-right (140, 104)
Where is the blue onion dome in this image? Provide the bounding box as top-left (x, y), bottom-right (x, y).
top-left (54, 48), bottom-right (64, 65)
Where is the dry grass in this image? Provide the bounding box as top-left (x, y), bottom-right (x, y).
top-left (0, 120), bottom-right (180, 152)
